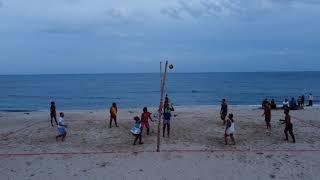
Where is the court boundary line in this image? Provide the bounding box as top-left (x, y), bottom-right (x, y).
top-left (1, 149), bottom-right (320, 157)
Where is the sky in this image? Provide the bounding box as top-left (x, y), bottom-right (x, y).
top-left (0, 0), bottom-right (320, 74)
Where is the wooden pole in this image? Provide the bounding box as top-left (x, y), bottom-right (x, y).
top-left (157, 60), bottom-right (168, 152)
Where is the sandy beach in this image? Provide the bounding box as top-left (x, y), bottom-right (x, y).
top-left (1, 106), bottom-right (320, 180)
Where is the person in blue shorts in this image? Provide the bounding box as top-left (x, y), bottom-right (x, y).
top-left (163, 103), bottom-right (174, 138)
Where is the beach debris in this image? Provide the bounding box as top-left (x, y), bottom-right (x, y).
top-left (270, 174), bottom-right (276, 179)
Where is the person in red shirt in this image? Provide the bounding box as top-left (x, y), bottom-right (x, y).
top-left (141, 107), bottom-right (153, 135)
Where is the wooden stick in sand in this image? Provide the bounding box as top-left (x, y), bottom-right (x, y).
top-left (157, 60), bottom-right (168, 152)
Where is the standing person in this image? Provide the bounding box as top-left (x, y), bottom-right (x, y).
top-left (262, 102), bottom-right (272, 133)
top-left (262, 98), bottom-right (269, 109)
top-left (301, 95), bottom-right (305, 107)
top-left (280, 109), bottom-right (296, 143)
top-left (283, 99), bottom-right (289, 112)
top-left (289, 97), bottom-right (298, 110)
top-left (109, 102), bottom-right (118, 128)
top-left (56, 112), bottom-right (67, 141)
top-left (224, 113), bottom-right (235, 145)
top-left (270, 99), bottom-right (277, 109)
top-left (220, 99), bottom-right (228, 125)
top-left (50, 101), bottom-right (58, 127)
top-left (307, 93), bottom-right (314, 106)
top-left (141, 107), bottom-right (153, 135)
top-left (163, 104), bottom-right (174, 138)
top-left (130, 116), bottom-right (143, 145)
top-left (297, 96), bottom-right (302, 108)
top-left (164, 94), bottom-right (170, 107)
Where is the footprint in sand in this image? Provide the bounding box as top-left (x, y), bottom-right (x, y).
top-left (270, 174), bottom-right (276, 179)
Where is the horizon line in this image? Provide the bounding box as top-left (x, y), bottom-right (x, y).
top-left (1, 70), bottom-right (320, 76)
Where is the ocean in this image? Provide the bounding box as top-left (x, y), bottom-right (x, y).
top-left (0, 72), bottom-right (319, 112)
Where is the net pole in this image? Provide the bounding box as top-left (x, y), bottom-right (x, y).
top-left (157, 60), bottom-right (168, 152)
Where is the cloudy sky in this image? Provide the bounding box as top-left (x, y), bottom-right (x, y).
top-left (0, 0), bottom-right (320, 74)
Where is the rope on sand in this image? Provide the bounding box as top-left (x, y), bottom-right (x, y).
top-left (1, 149), bottom-right (320, 157)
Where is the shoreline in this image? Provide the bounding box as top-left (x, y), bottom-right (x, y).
top-left (1, 104), bottom-right (319, 113)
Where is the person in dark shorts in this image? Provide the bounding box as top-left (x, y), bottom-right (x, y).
top-left (280, 109), bottom-right (296, 143)
top-left (220, 99), bottom-right (228, 125)
top-left (50, 101), bottom-right (58, 127)
top-left (130, 116), bottom-right (143, 145)
top-left (109, 102), bottom-right (118, 128)
top-left (270, 99), bottom-right (277, 109)
top-left (262, 102), bottom-right (272, 132)
top-left (163, 103), bottom-right (174, 138)
top-left (301, 95), bottom-right (305, 107)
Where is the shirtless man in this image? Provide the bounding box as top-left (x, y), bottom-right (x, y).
top-left (220, 99), bottom-right (228, 125)
top-left (262, 102), bottom-right (272, 133)
top-left (280, 109), bottom-right (296, 143)
top-left (50, 101), bottom-right (58, 127)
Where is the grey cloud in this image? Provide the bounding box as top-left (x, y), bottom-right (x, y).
top-left (105, 8), bottom-right (144, 24)
top-left (160, 7), bottom-right (183, 19)
top-left (39, 25), bottom-right (91, 35)
top-left (271, 0), bottom-right (320, 4)
top-left (161, 0), bottom-right (320, 20)
top-left (178, 1), bottom-right (203, 18)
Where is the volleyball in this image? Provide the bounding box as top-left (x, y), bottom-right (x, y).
top-left (169, 64), bottom-right (174, 69)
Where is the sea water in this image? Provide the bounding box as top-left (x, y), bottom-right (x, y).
top-left (0, 72), bottom-right (319, 111)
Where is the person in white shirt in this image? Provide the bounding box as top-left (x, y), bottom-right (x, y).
top-left (224, 113), bottom-right (236, 145)
top-left (56, 112), bottom-right (67, 141)
top-left (283, 99), bottom-right (289, 109)
top-left (307, 93), bottom-right (314, 106)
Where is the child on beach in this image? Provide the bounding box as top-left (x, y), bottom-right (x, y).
top-left (262, 102), bottom-right (272, 133)
top-left (50, 101), bottom-right (58, 127)
top-left (163, 103), bottom-right (174, 138)
top-left (141, 107), bottom-right (153, 135)
top-left (130, 116), bottom-right (143, 145)
top-left (109, 102), bottom-right (118, 128)
top-left (56, 112), bottom-right (67, 141)
top-left (224, 113), bottom-right (235, 145)
top-left (220, 99), bottom-right (228, 125)
top-left (279, 109), bottom-right (296, 143)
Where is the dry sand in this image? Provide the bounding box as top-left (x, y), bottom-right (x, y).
top-left (1, 106), bottom-right (320, 180)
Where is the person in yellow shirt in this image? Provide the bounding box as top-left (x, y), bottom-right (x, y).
top-left (109, 102), bottom-right (118, 128)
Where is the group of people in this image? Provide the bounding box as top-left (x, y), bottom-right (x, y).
top-left (261, 93), bottom-right (314, 111)
top-left (50, 94), bottom-right (175, 145)
top-left (262, 99), bottom-right (296, 143)
top-left (50, 102), bottom-right (67, 141)
top-left (220, 99), bottom-right (236, 145)
top-left (282, 93), bottom-right (314, 110)
top-left (221, 98), bottom-right (296, 145)
top-left (50, 93), bottom-right (311, 145)
top-left (129, 94), bottom-right (174, 145)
